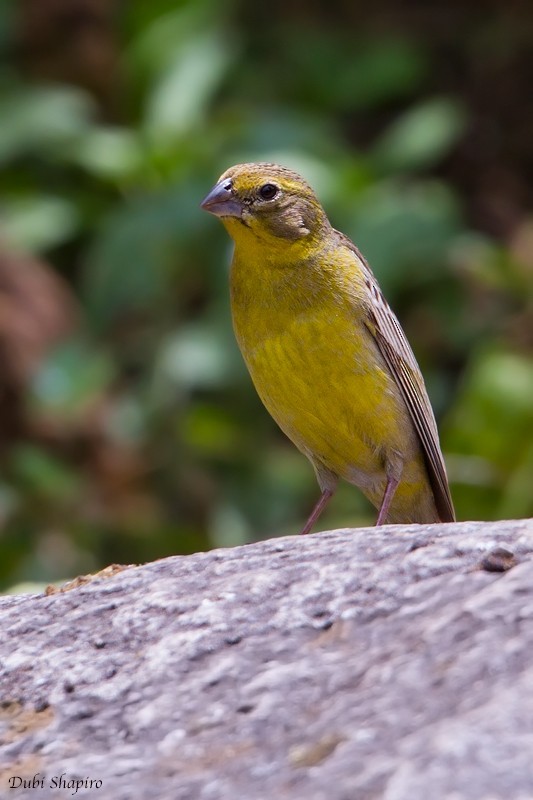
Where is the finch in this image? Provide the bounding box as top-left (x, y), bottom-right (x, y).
top-left (201, 163), bottom-right (455, 533)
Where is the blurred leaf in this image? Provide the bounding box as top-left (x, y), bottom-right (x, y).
top-left (444, 348), bottom-right (533, 518)
top-left (9, 445), bottom-right (80, 501)
top-left (182, 403), bottom-right (242, 457)
top-left (344, 39), bottom-right (428, 108)
top-left (2, 582), bottom-right (50, 596)
top-left (154, 323), bottom-right (237, 393)
top-left (467, 350), bottom-right (533, 423)
top-left (0, 3), bottom-right (14, 53)
top-left (127, 0), bottom-right (222, 80)
top-left (1, 195), bottom-right (80, 253)
top-left (144, 32), bottom-right (234, 140)
top-left (284, 33), bottom-right (427, 110)
top-left (451, 233), bottom-right (532, 296)
top-left (498, 441), bottom-right (533, 519)
top-left (29, 339), bottom-right (115, 421)
top-left (82, 183), bottom-right (207, 327)
top-left (105, 396), bottom-right (147, 445)
top-left (0, 84), bottom-right (94, 164)
top-left (346, 179), bottom-right (462, 292)
top-left (372, 98), bottom-right (467, 172)
top-left (67, 128), bottom-right (145, 181)
top-left (0, 483), bottom-right (19, 528)
top-left (209, 503), bottom-right (250, 548)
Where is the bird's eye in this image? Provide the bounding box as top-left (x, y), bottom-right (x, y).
top-left (258, 183), bottom-right (278, 200)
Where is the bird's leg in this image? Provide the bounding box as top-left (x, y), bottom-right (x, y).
top-left (299, 488), bottom-right (334, 535)
top-left (375, 475), bottom-right (400, 526)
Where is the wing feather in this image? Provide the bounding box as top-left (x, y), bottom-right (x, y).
top-left (338, 232), bottom-right (455, 522)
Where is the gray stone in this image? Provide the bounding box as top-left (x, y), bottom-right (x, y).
top-left (0, 519), bottom-right (532, 800)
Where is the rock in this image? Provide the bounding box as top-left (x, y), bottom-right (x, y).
top-left (0, 518), bottom-right (532, 800)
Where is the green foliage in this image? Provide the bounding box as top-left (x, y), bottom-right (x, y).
top-left (372, 98), bottom-right (467, 173)
top-left (444, 350), bottom-right (533, 520)
top-left (0, 0), bottom-right (531, 590)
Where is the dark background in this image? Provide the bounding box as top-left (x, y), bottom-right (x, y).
top-left (0, 0), bottom-right (532, 590)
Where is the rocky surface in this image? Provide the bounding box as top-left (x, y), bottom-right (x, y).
top-left (0, 518), bottom-right (532, 800)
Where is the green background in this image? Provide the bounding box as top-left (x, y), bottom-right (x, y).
top-left (0, 0), bottom-right (532, 591)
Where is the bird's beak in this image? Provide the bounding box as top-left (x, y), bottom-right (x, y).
top-left (200, 180), bottom-right (242, 218)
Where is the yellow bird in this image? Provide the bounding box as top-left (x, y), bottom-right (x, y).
top-left (201, 163), bottom-right (455, 533)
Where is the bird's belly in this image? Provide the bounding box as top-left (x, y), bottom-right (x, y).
top-left (239, 314), bottom-right (407, 483)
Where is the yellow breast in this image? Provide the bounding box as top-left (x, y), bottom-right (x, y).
top-left (229, 245), bottom-right (417, 487)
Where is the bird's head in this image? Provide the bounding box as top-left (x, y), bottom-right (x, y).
top-left (200, 163), bottom-right (331, 251)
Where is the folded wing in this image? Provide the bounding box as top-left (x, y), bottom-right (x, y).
top-left (339, 232), bottom-right (456, 522)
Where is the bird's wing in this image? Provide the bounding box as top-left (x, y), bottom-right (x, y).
top-left (338, 232), bottom-right (455, 522)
